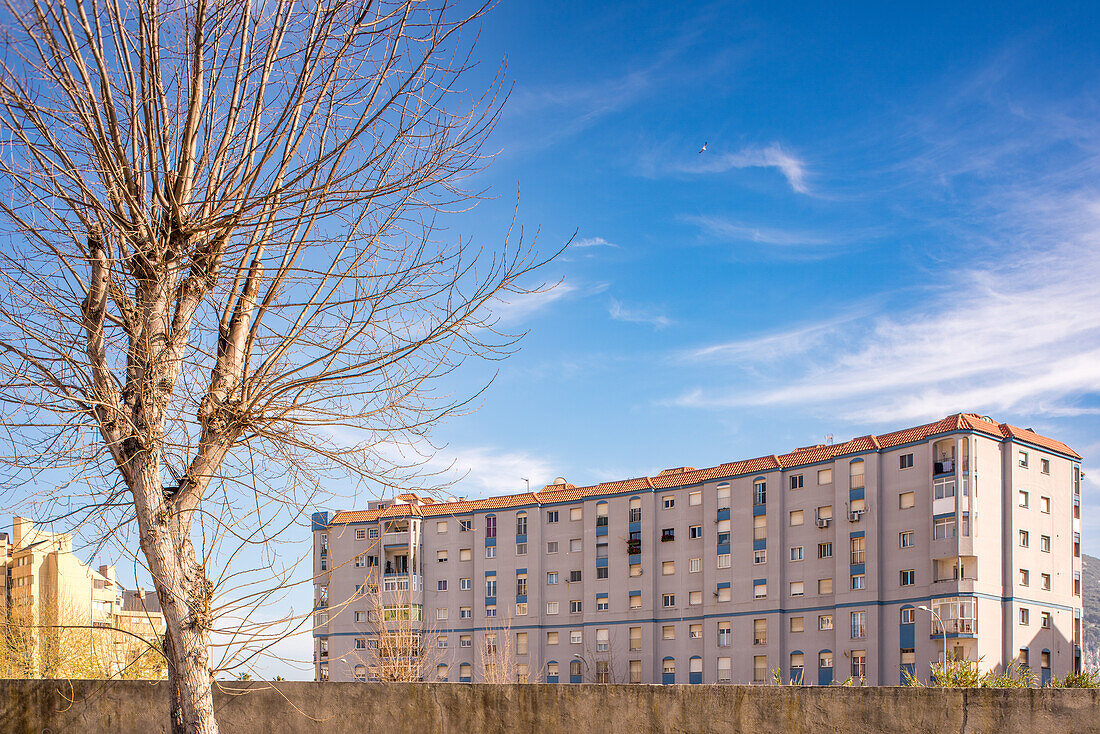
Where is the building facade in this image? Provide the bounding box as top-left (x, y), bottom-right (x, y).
top-left (311, 413), bottom-right (1084, 685)
top-left (1, 517), bottom-right (166, 677)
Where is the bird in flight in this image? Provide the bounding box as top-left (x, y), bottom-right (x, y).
top-left (698, 141), bottom-right (707, 153)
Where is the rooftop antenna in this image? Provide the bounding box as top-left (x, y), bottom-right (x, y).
top-left (825, 434), bottom-right (834, 445)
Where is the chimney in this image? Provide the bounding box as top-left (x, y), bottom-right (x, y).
top-left (12, 517), bottom-right (33, 547)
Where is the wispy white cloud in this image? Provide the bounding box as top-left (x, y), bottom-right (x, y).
top-left (573, 236), bottom-right (620, 249)
top-left (423, 445), bottom-right (556, 497)
top-left (684, 313), bottom-right (865, 365)
top-left (609, 298), bottom-right (672, 330)
top-left (680, 143), bottom-right (810, 193)
top-left (491, 281), bottom-right (577, 325)
top-left (681, 216), bottom-right (831, 247)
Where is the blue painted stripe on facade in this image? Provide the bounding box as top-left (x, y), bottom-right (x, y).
top-left (752, 504), bottom-right (767, 517)
top-left (596, 526), bottom-right (608, 537)
top-left (484, 537), bottom-right (496, 547)
top-left (717, 508), bottom-right (730, 521)
top-left (849, 488), bottom-right (865, 501)
top-left (628, 521), bottom-right (641, 533)
top-left (717, 544), bottom-right (730, 555)
top-left (753, 539), bottom-right (766, 551)
top-left (850, 563), bottom-right (865, 575)
top-left (717, 582), bottom-right (731, 589)
top-left (596, 557), bottom-right (609, 568)
top-left (850, 530), bottom-right (865, 538)
top-left (932, 512), bottom-right (954, 520)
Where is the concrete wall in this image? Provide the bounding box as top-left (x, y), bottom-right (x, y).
top-left (2, 681), bottom-right (1099, 734)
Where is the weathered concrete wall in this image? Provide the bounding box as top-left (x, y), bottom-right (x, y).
top-left (2, 681), bottom-right (1099, 734)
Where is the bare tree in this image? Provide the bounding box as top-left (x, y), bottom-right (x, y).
top-left (0, 0), bottom-right (554, 732)
top-left (345, 581), bottom-right (444, 682)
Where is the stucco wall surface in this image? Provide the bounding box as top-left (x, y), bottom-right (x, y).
top-left (1, 681), bottom-right (1098, 734)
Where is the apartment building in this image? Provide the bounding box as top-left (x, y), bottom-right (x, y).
top-left (311, 413), bottom-right (1083, 685)
top-left (1, 517), bottom-right (166, 676)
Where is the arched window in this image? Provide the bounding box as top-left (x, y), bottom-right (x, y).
top-left (900, 605), bottom-right (915, 624)
top-left (546, 661), bottom-right (559, 682)
top-left (790, 651), bottom-right (805, 684)
top-left (662, 656), bottom-right (676, 684)
top-left (353, 664), bottom-right (366, 681)
top-left (436, 664), bottom-right (448, 681)
top-left (753, 478), bottom-right (767, 506)
top-left (689, 655), bottom-right (703, 683)
top-left (515, 511), bottom-right (527, 536)
top-left (629, 496), bottom-right (641, 523)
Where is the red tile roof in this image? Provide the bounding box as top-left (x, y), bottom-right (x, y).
top-left (327, 413), bottom-right (1079, 525)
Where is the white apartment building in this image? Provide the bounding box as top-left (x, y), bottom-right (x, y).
top-left (311, 413), bottom-right (1083, 685)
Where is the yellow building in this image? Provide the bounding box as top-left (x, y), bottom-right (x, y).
top-left (1, 517), bottom-right (166, 678)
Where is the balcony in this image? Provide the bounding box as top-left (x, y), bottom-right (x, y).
top-left (933, 459), bottom-right (955, 475)
top-left (932, 618), bottom-right (976, 635)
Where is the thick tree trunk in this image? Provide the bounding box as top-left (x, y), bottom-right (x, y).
top-left (132, 464), bottom-right (219, 734)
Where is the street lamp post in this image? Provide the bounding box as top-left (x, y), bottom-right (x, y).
top-left (917, 604), bottom-right (948, 683)
top-left (572, 653), bottom-right (591, 682)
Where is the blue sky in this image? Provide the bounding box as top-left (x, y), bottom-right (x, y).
top-left (425, 0), bottom-right (1100, 515)
top-left (19, 0), bottom-right (1100, 679)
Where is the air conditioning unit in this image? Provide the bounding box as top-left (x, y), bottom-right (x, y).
top-left (847, 510), bottom-right (864, 522)
top-left (816, 517), bottom-right (831, 528)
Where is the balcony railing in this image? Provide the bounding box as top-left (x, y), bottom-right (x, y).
top-left (933, 575), bottom-right (977, 583)
top-left (933, 619), bottom-right (976, 634)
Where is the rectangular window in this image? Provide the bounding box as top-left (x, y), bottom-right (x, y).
top-left (436, 607), bottom-right (449, 620)
top-left (1019, 530), bottom-right (1029, 547)
top-left (516, 514), bottom-right (528, 536)
top-left (438, 636), bottom-right (448, 649)
top-left (933, 517), bottom-right (956, 539)
top-left (547, 571), bottom-right (559, 585)
top-left (790, 616), bottom-right (804, 633)
top-left (369, 527), bottom-right (380, 539)
top-left (754, 581), bottom-right (767, 599)
top-left (717, 621), bottom-right (731, 647)
top-left (438, 580), bottom-right (448, 591)
top-left (662, 560), bottom-right (675, 575)
top-left (1019, 569), bottom-right (1029, 586)
top-left (569, 570), bottom-right (582, 583)
top-left (517, 542), bottom-right (527, 556)
top-left (485, 516), bottom-right (497, 538)
top-left (718, 586), bottom-right (732, 602)
top-left (629, 627), bottom-right (642, 651)
top-left (899, 491), bottom-right (915, 510)
top-left (849, 536), bottom-right (865, 565)
top-left (753, 618), bottom-right (767, 645)
top-left (717, 553), bottom-right (731, 568)
top-left (437, 550), bottom-right (448, 563)
top-left (818, 578), bottom-right (833, 595)
top-left (459, 548), bottom-right (472, 561)
top-left (1019, 490), bottom-right (1029, 508)
top-left (1041, 535), bottom-right (1050, 553)
top-left (547, 541), bottom-right (558, 554)
top-left (663, 495), bottom-right (675, 509)
top-left (818, 542), bottom-right (833, 559)
top-left (790, 510), bottom-right (804, 526)
top-left (900, 531), bottom-right (914, 548)
top-left (818, 468), bottom-right (833, 485)
top-left (460, 635), bottom-right (472, 648)
top-left (460, 577), bottom-right (471, 590)
top-left (1041, 458), bottom-right (1050, 474)
top-left (597, 596), bottom-right (609, 611)
top-left (689, 491), bottom-right (702, 506)
top-left (547, 510), bottom-right (559, 523)
top-left (516, 574), bottom-right (527, 596)
top-left (689, 525), bottom-right (703, 539)
top-left (630, 660), bottom-right (642, 684)
top-left (354, 611), bottom-right (366, 623)
top-left (689, 623), bottom-right (702, 639)
top-left (436, 521), bottom-right (448, 534)
top-left (753, 549), bottom-right (766, 565)
top-left (1019, 608), bottom-right (1029, 625)
top-left (354, 554), bottom-right (365, 568)
top-left (753, 656), bottom-right (767, 683)
top-left (790, 546), bottom-right (804, 561)
top-left (717, 657), bottom-right (732, 683)
top-left (850, 573), bottom-right (865, 590)
top-left (900, 569), bottom-right (915, 586)
top-left (516, 602), bottom-right (528, 616)
top-left (546, 601), bottom-right (559, 615)
top-left (570, 507), bottom-right (583, 521)
top-left (717, 485), bottom-right (731, 510)
top-left (570, 630), bottom-right (583, 644)
top-left (1041, 573), bottom-right (1051, 591)
top-left (662, 625), bottom-right (675, 640)
top-left (689, 591), bottom-right (702, 606)
top-left (630, 593), bottom-right (642, 609)
top-left (851, 650), bottom-right (866, 679)
top-left (1019, 451), bottom-right (1028, 468)
top-left (661, 527), bottom-right (675, 542)
top-left (459, 520), bottom-right (472, 532)
top-left (547, 631), bottom-right (559, 645)
top-left (486, 546), bottom-right (496, 559)
top-left (596, 628), bottom-right (610, 651)
top-left (790, 581), bottom-right (804, 597)
top-left (900, 453), bottom-right (914, 469)
top-left (460, 607), bottom-right (472, 619)
top-left (753, 515), bottom-right (766, 541)
top-left (355, 528), bottom-right (366, 540)
top-left (570, 538), bottom-right (582, 553)
top-left (851, 611), bottom-right (866, 639)
top-left (1041, 612), bottom-right (1052, 629)
top-left (662, 593), bottom-right (676, 607)
top-left (790, 474), bottom-right (804, 490)
top-left (1041, 496), bottom-right (1050, 514)
top-left (689, 557), bottom-right (701, 573)
top-left (570, 600), bottom-right (582, 614)
top-left (819, 614), bottom-right (833, 630)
